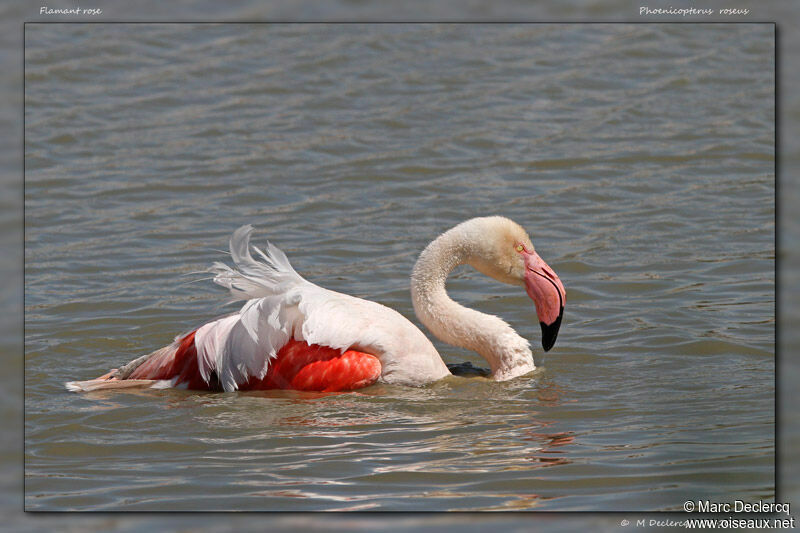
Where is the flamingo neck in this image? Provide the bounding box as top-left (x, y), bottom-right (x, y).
top-left (410, 226), bottom-right (535, 381)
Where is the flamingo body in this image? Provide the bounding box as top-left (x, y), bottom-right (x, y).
top-left (66, 217), bottom-right (565, 393)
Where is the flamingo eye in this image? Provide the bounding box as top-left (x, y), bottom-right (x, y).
top-left (515, 244), bottom-right (524, 253)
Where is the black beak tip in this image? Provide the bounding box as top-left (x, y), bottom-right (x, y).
top-left (540, 308), bottom-right (564, 352)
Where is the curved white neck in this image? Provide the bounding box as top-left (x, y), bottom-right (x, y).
top-left (410, 227), bottom-right (535, 381)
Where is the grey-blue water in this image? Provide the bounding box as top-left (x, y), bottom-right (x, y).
top-left (24, 23), bottom-right (774, 511)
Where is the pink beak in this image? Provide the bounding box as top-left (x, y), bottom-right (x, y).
top-left (522, 249), bottom-right (566, 352)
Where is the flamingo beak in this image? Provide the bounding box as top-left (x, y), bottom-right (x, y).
top-left (522, 250), bottom-right (566, 352)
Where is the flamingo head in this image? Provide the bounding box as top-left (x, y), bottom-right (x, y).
top-left (468, 217), bottom-right (566, 352)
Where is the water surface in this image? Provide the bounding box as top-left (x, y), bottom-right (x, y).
top-left (24, 23), bottom-right (774, 511)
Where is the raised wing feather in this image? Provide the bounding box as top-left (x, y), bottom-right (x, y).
top-left (210, 225), bottom-right (303, 302)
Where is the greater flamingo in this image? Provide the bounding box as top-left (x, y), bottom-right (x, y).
top-left (66, 217), bottom-right (565, 392)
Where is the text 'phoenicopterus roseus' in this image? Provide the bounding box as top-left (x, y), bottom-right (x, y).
top-left (66, 217), bottom-right (565, 393)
